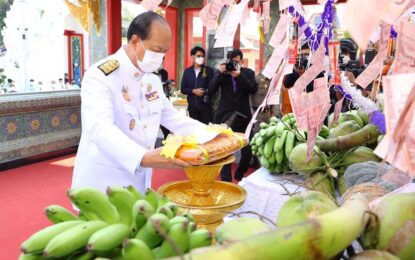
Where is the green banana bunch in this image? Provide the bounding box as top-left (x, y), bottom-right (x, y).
top-left (189, 229), bottom-right (213, 250)
top-left (135, 213), bottom-right (170, 249)
top-left (87, 223), bottom-right (129, 254)
top-left (122, 239), bottom-right (154, 260)
top-left (43, 220), bottom-right (107, 258)
top-left (106, 186), bottom-right (136, 226)
top-left (68, 188), bottom-right (120, 224)
top-left (154, 222), bottom-right (190, 258)
top-left (44, 205), bottom-right (79, 224)
top-left (21, 220), bottom-right (82, 254)
top-left (130, 199), bottom-right (155, 237)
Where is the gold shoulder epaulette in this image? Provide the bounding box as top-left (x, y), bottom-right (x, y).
top-left (98, 59), bottom-right (120, 76)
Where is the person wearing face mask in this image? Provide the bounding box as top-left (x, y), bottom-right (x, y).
top-left (71, 12), bottom-right (211, 194)
top-left (209, 49), bottom-right (258, 182)
top-left (180, 46), bottom-right (214, 124)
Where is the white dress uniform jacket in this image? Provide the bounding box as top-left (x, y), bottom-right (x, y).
top-left (72, 47), bottom-right (206, 193)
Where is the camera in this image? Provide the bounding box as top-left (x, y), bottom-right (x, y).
top-left (339, 59), bottom-right (364, 78)
top-left (225, 51), bottom-right (239, 73)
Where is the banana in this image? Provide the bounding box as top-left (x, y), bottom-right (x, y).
top-left (183, 212), bottom-right (194, 223)
top-left (259, 122), bottom-right (269, 129)
top-left (68, 188), bottom-right (120, 224)
top-left (43, 220), bottom-right (107, 258)
top-left (144, 188), bottom-right (160, 211)
top-left (44, 205), bottom-right (78, 224)
top-left (78, 211), bottom-right (99, 221)
top-left (189, 229), bottom-right (213, 250)
top-left (264, 136), bottom-right (277, 158)
top-left (265, 126), bottom-right (277, 137)
top-left (157, 195), bottom-right (170, 209)
top-left (122, 239), bottom-right (154, 260)
top-left (275, 121), bottom-right (287, 136)
top-left (284, 131), bottom-right (295, 158)
top-left (130, 199), bottom-right (155, 237)
top-left (135, 213), bottom-right (170, 249)
top-left (165, 202), bottom-right (179, 216)
top-left (281, 113), bottom-right (296, 125)
top-left (157, 205), bottom-right (174, 219)
top-left (276, 149), bottom-right (284, 165)
top-left (18, 253), bottom-right (44, 260)
top-left (125, 185), bottom-right (144, 201)
top-left (106, 186), bottom-right (136, 226)
top-left (188, 221), bottom-right (197, 233)
top-left (21, 220), bottom-right (82, 254)
top-left (87, 223), bottom-right (129, 253)
top-left (169, 216), bottom-right (188, 226)
top-left (94, 247), bottom-right (122, 258)
top-left (154, 222), bottom-right (190, 258)
top-left (67, 251), bottom-right (94, 260)
top-left (274, 130), bottom-right (288, 153)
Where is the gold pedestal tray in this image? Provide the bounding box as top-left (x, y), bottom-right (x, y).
top-left (158, 155), bottom-right (247, 232)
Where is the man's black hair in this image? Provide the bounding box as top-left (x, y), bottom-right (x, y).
top-left (229, 49), bottom-right (243, 60)
top-left (7, 79), bottom-right (12, 83)
top-left (191, 46), bottom-right (205, 56)
top-left (29, 79), bottom-right (34, 82)
top-left (127, 11), bottom-right (168, 41)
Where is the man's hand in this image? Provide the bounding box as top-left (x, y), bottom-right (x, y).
top-left (192, 88), bottom-right (205, 97)
top-left (230, 69), bottom-right (240, 78)
top-left (141, 147), bottom-right (192, 169)
top-left (219, 64), bottom-right (226, 74)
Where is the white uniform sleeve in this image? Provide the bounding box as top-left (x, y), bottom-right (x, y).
top-left (81, 69), bottom-right (146, 175)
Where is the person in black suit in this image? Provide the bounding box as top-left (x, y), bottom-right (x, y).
top-left (209, 49), bottom-right (258, 182)
top-left (180, 46), bottom-right (214, 124)
top-left (156, 60), bottom-right (176, 139)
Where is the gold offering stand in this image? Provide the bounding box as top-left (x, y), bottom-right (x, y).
top-left (158, 155), bottom-right (247, 233)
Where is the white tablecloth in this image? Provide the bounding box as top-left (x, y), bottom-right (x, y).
top-left (226, 168), bottom-right (304, 227)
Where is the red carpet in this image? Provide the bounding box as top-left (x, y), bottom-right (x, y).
top-left (0, 154), bottom-right (254, 259)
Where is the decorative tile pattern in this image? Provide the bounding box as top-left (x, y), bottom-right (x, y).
top-left (0, 91), bottom-right (82, 163)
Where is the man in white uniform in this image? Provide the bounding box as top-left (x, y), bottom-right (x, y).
top-left (72, 12), bottom-right (207, 193)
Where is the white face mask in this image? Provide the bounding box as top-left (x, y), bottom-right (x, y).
top-left (195, 57), bottom-right (204, 65)
top-left (136, 40), bottom-right (165, 73)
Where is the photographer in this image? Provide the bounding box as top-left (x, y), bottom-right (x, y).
top-left (180, 46), bottom-right (214, 124)
top-left (209, 49), bottom-right (258, 182)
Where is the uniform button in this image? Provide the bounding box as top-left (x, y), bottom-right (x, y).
top-left (147, 146), bottom-right (151, 149)
top-left (144, 124), bottom-right (147, 129)
top-left (134, 72), bottom-right (140, 77)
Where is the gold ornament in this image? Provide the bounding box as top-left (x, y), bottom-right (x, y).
top-left (64, 0), bottom-right (101, 34)
top-left (51, 116), bottom-right (60, 127)
top-left (31, 120), bottom-right (40, 130)
top-left (6, 122), bottom-right (17, 134)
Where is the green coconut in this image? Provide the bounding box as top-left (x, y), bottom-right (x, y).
top-left (365, 192), bottom-right (415, 260)
top-left (276, 190), bottom-right (338, 227)
top-left (215, 217), bottom-right (271, 244)
top-left (350, 250), bottom-right (400, 260)
top-left (288, 143), bottom-right (323, 176)
top-left (339, 146), bottom-right (380, 166)
top-left (329, 120), bottom-right (361, 139)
